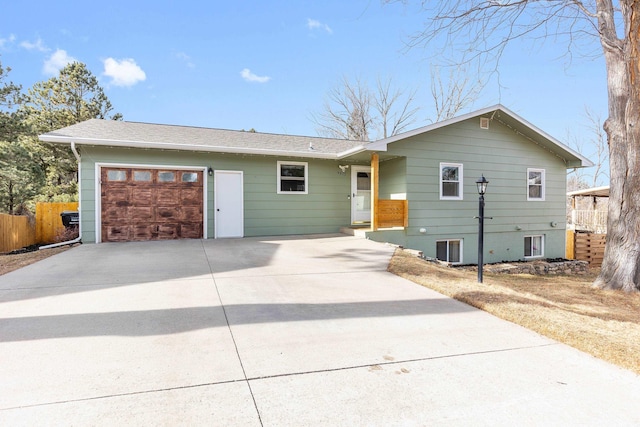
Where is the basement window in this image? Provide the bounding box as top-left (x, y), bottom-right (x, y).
top-left (524, 235), bottom-right (544, 258)
top-left (436, 239), bottom-right (463, 264)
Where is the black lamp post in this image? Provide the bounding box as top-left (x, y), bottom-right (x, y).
top-left (476, 175), bottom-right (489, 283)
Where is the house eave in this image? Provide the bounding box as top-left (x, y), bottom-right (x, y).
top-left (365, 104), bottom-right (594, 169)
top-left (39, 134), bottom-right (342, 160)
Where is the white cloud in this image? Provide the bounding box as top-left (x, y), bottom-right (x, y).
top-left (20, 37), bottom-right (48, 52)
top-left (43, 49), bottom-right (76, 75)
top-left (240, 68), bottom-right (271, 83)
top-left (0, 34), bottom-right (16, 49)
top-left (176, 52), bottom-right (195, 68)
top-left (102, 57), bottom-right (146, 87)
top-left (307, 18), bottom-right (333, 34)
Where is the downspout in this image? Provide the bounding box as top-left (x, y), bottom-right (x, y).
top-left (40, 141), bottom-right (82, 250)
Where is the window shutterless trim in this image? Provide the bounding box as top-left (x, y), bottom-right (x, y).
top-left (277, 161), bottom-right (308, 194)
top-left (527, 168), bottom-right (545, 201)
top-left (436, 238), bottom-right (463, 264)
top-left (439, 162), bottom-right (463, 200)
top-left (524, 235), bottom-right (544, 258)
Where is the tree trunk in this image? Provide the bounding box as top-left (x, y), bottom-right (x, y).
top-left (595, 0), bottom-right (640, 292)
top-left (8, 179), bottom-right (14, 215)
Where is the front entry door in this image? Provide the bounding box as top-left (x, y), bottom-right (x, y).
top-left (351, 166), bottom-right (371, 223)
top-left (214, 170), bottom-right (244, 238)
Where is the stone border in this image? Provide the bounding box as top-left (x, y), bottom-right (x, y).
top-left (476, 260), bottom-right (589, 275)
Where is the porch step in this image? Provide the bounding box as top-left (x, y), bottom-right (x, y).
top-left (340, 226), bottom-right (372, 238)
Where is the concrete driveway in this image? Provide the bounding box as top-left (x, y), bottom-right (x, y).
top-left (1, 234), bottom-right (639, 426)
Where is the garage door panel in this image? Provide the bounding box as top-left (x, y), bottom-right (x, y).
top-left (182, 206), bottom-right (202, 222)
top-left (156, 206), bottom-right (180, 221)
top-left (103, 205), bottom-right (129, 222)
top-left (101, 167), bottom-right (203, 243)
top-left (180, 223), bottom-right (203, 239)
top-left (157, 188), bottom-right (180, 205)
top-left (103, 188), bottom-right (130, 204)
top-left (131, 188), bottom-right (153, 205)
top-left (157, 224), bottom-right (179, 239)
top-left (103, 225), bottom-right (131, 242)
top-left (130, 206), bottom-right (153, 221)
top-left (132, 225), bottom-right (154, 241)
top-left (181, 188), bottom-right (202, 205)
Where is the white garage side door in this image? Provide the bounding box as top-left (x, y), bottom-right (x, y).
top-left (214, 170), bottom-right (244, 238)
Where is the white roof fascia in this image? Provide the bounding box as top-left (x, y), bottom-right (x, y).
top-left (39, 134), bottom-right (340, 160)
top-left (365, 104), bottom-right (595, 168)
top-left (336, 144), bottom-right (368, 159)
top-left (496, 106), bottom-right (595, 168)
top-left (567, 185), bottom-right (610, 197)
top-left (366, 105), bottom-right (505, 151)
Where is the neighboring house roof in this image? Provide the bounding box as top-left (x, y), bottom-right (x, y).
top-left (39, 104), bottom-right (593, 167)
top-left (366, 104), bottom-right (594, 169)
top-left (39, 119), bottom-right (365, 160)
top-left (567, 186), bottom-right (610, 197)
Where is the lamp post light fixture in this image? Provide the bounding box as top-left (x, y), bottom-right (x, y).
top-left (476, 175), bottom-right (489, 283)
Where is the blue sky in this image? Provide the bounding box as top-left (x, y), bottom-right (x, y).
top-left (1, 1), bottom-right (608, 182)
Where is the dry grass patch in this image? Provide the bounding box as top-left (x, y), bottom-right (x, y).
top-left (388, 249), bottom-right (640, 375)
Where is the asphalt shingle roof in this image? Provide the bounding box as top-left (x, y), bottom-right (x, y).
top-left (41, 119), bottom-right (364, 158)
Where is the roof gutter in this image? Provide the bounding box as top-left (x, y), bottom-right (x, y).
top-left (70, 141), bottom-right (81, 163)
top-left (39, 140), bottom-right (83, 250)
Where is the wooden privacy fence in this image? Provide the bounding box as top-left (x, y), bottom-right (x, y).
top-left (374, 199), bottom-right (408, 230)
top-left (36, 202), bottom-right (79, 244)
top-left (0, 213), bottom-right (36, 253)
top-left (566, 230), bottom-right (606, 268)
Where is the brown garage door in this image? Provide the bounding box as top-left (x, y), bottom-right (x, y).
top-left (101, 168), bottom-right (204, 242)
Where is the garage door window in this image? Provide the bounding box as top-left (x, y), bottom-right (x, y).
top-left (182, 172), bottom-right (198, 182)
top-left (133, 171), bottom-right (151, 181)
top-left (158, 171), bottom-right (175, 182)
top-left (107, 170), bottom-right (127, 181)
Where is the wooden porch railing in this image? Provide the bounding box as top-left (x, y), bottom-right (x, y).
top-left (570, 209), bottom-right (607, 233)
top-left (374, 199), bottom-right (408, 230)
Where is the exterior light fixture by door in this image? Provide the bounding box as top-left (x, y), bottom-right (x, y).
top-left (208, 167), bottom-right (213, 177)
top-left (476, 175), bottom-right (489, 283)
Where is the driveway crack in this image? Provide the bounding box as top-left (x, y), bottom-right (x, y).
top-left (202, 240), bottom-right (264, 426)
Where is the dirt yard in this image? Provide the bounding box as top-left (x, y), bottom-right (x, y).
top-left (0, 245), bottom-right (75, 276)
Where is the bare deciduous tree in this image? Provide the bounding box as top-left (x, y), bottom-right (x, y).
top-left (430, 65), bottom-right (483, 122)
top-left (389, 0), bottom-right (640, 292)
top-left (311, 76), bottom-right (418, 141)
top-left (374, 77), bottom-right (419, 138)
top-left (311, 76), bottom-right (373, 141)
top-left (566, 107), bottom-right (609, 188)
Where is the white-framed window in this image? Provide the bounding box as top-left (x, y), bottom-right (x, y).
top-left (277, 161), bottom-right (308, 194)
top-left (436, 239), bottom-right (463, 264)
top-left (440, 163), bottom-right (463, 200)
top-left (524, 235), bottom-right (544, 258)
top-left (527, 168), bottom-right (545, 201)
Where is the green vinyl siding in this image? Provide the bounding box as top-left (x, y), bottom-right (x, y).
top-left (366, 116), bottom-right (569, 262)
top-left (379, 157), bottom-right (407, 199)
top-left (78, 146), bottom-right (351, 243)
top-left (75, 113), bottom-right (572, 262)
